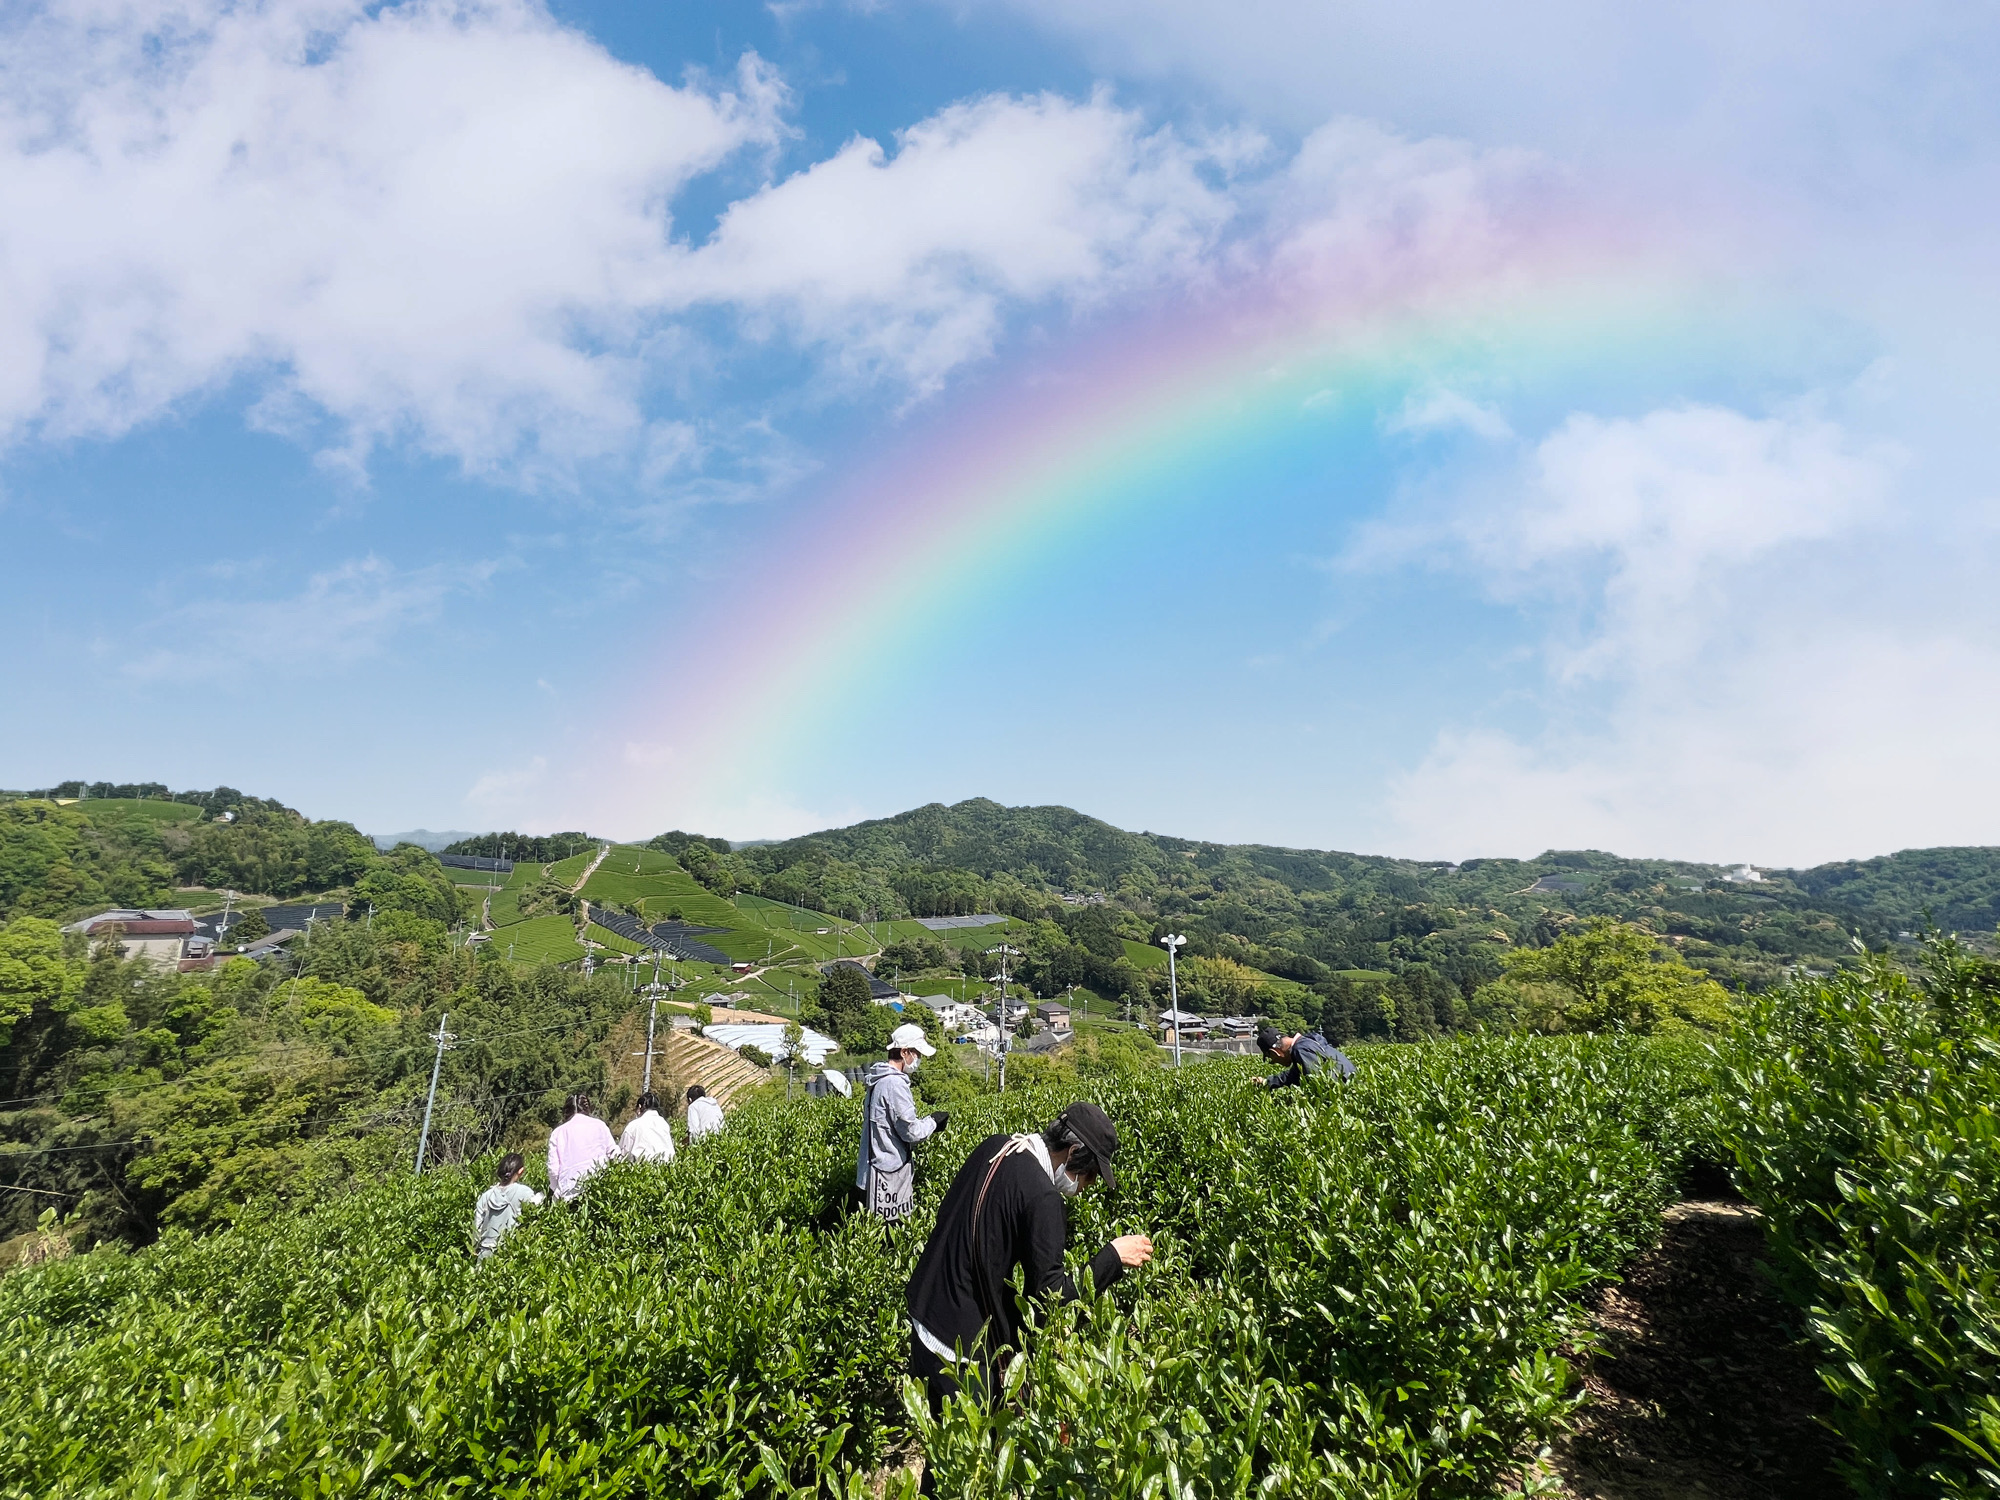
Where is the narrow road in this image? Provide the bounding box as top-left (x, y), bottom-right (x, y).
top-left (571, 843), bottom-right (612, 892)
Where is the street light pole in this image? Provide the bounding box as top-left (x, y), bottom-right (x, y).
top-left (1161, 934), bottom-right (1187, 1069)
top-left (990, 944), bottom-right (1020, 1092)
top-left (998, 946), bottom-right (1009, 1092)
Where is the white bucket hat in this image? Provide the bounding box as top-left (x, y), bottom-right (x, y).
top-left (889, 1022), bottom-right (937, 1056)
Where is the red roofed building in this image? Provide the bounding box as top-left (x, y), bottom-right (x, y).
top-left (63, 910), bottom-right (205, 970)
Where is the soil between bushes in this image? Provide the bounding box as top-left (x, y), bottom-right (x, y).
top-left (1538, 1198), bottom-right (1838, 1500)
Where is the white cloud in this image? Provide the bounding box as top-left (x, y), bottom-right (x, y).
top-left (678, 92), bottom-right (1236, 394)
top-left (1387, 629), bottom-right (2000, 867)
top-left (466, 755), bottom-right (549, 814)
top-left (128, 553), bottom-right (496, 675)
top-left (958, 0), bottom-right (2000, 194)
top-left (1367, 401), bottom-right (2000, 865)
top-left (0, 3), bottom-right (1242, 477)
top-left (0, 0), bottom-right (786, 477)
top-left (1262, 118), bottom-right (1555, 300)
top-left (1387, 385), bottom-right (1513, 441)
top-left (1468, 405), bottom-right (1895, 678)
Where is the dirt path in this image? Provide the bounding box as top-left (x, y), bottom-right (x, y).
top-left (570, 843), bottom-right (611, 892)
top-left (1537, 1198), bottom-right (1836, 1500)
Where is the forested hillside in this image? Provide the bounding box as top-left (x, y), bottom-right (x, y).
top-left (0, 787), bottom-right (407, 921)
top-left (0, 786), bottom-right (518, 1249)
top-left (720, 799), bottom-right (1999, 996)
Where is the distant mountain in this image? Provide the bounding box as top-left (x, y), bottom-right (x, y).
top-left (762, 799), bottom-right (2000, 932)
top-left (370, 829), bottom-right (479, 852)
top-left (729, 798), bottom-right (2000, 992)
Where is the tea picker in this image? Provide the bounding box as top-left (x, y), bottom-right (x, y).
top-left (855, 1022), bottom-right (949, 1223)
top-left (1256, 1025), bottom-right (1357, 1089)
top-left (904, 1103), bottom-right (1155, 1491)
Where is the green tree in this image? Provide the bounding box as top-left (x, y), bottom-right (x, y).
top-left (1497, 918), bottom-right (1732, 1033)
top-left (347, 846), bottom-right (466, 927)
top-left (0, 917), bottom-right (84, 1045)
top-left (815, 963), bottom-right (875, 1048)
top-left (878, 936), bottom-right (954, 973)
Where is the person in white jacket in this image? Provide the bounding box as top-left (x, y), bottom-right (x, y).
top-left (685, 1084), bottom-right (726, 1140)
top-left (618, 1091), bottom-right (676, 1164)
top-left (546, 1093), bottom-right (617, 1200)
top-left (856, 1022), bottom-right (949, 1223)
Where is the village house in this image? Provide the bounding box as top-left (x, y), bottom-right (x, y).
top-left (915, 993), bottom-right (984, 1033)
top-left (62, 910), bottom-right (207, 970)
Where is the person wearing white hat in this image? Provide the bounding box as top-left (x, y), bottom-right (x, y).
top-left (855, 1021), bottom-right (949, 1223)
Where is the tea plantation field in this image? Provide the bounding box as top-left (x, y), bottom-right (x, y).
top-left (1713, 938), bottom-right (2000, 1496)
top-left (1, 1036), bottom-right (1714, 1499)
top-left (491, 912), bottom-right (585, 965)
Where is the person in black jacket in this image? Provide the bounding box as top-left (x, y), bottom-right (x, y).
top-left (905, 1103), bottom-right (1153, 1428)
top-left (1256, 1026), bottom-right (1357, 1089)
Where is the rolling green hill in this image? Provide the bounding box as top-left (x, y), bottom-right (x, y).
top-left (1785, 845), bottom-right (2000, 932)
top-left (730, 799), bottom-right (2000, 998)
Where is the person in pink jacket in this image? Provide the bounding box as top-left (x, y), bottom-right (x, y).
top-left (546, 1092), bottom-right (617, 1200)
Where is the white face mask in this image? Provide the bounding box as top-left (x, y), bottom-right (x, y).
top-left (903, 1056), bottom-right (920, 1074)
top-left (1053, 1163), bottom-right (1085, 1197)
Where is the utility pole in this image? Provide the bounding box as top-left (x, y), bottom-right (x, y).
top-left (635, 995), bottom-right (663, 1093)
top-left (414, 1011), bottom-right (454, 1175)
top-left (1161, 934), bottom-right (1187, 1068)
top-left (991, 944), bottom-right (1018, 1092)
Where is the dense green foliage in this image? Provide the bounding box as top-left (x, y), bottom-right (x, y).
top-left (1477, 916), bottom-right (1733, 1034)
top-left (0, 1035), bottom-right (1711, 1499)
top-left (1716, 938), bottom-right (2000, 1496)
top-left (710, 801), bottom-right (2000, 1010)
top-left (0, 792), bottom-right (419, 921)
top-left (445, 831), bottom-right (602, 863)
top-left (0, 910), bottom-right (629, 1246)
top-left (1790, 847), bottom-right (2000, 935)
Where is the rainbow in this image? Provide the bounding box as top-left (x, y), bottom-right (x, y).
top-left (636, 235), bottom-right (1753, 825)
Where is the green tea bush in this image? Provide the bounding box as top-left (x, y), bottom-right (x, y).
top-left (915, 1036), bottom-right (1708, 1498)
top-left (1715, 938), bottom-right (2000, 1497)
top-left (0, 1035), bottom-right (1708, 1499)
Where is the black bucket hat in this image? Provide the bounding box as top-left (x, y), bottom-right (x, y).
top-left (1057, 1102), bottom-right (1121, 1191)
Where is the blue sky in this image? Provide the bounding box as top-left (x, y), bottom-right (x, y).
top-left (3, 0), bottom-right (1996, 865)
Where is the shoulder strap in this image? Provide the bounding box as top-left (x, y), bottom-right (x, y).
top-left (968, 1137), bottom-right (1028, 1324)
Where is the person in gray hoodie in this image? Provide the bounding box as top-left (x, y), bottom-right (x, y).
top-left (856, 1021), bottom-right (950, 1223)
